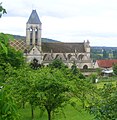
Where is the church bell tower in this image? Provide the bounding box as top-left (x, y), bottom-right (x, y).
top-left (26, 10), bottom-right (42, 51)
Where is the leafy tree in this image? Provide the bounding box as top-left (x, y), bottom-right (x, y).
top-left (89, 73), bottom-right (97, 83)
top-left (34, 68), bottom-right (72, 120)
top-left (72, 75), bottom-right (96, 109)
top-left (112, 50), bottom-right (117, 59)
top-left (113, 63), bottom-right (117, 75)
top-left (0, 85), bottom-right (20, 120)
top-left (103, 49), bottom-right (109, 59)
top-left (89, 83), bottom-right (117, 120)
top-left (30, 58), bottom-right (41, 69)
top-left (71, 62), bottom-right (85, 79)
top-left (49, 59), bottom-right (67, 69)
top-left (0, 46), bottom-right (25, 69)
top-left (0, 33), bottom-right (13, 54)
top-left (0, 2), bottom-right (7, 18)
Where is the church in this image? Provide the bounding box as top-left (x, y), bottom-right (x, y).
top-left (10, 10), bottom-right (93, 69)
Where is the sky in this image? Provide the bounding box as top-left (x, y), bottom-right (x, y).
top-left (1, 0), bottom-right (117, 47)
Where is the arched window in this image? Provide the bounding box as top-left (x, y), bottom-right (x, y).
top-left (55, 54), bottom-right (62, 60)
top-left (78, 54), bottom-right (84, 60)
top-left (68, 54), bottom-right (72, 60)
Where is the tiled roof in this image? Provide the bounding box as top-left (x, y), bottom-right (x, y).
top-left (42, 42), bottom-right (85, 53)
top-left (97, 60), bottom-right (117, 68)
top-left (10, 40), bottom-right (26, 51)
top-left (27, 10), bottom-right (41, 24)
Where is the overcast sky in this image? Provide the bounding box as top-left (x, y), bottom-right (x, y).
top-left (1, 0), bottom-right (117, 46)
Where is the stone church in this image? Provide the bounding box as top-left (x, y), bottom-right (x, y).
top-left (10, 10), bottom-right (93, 69)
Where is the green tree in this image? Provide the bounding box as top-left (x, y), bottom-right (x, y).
top-left (0, 2), bottom-right (7, 18)
top-left (49, 59), bottom-right (67, 69)
top-left (0, 33), bottom-right (13, 54)
top-left (71, 62), bottom-right (85, 79)
top-left (0, 46), bottom-right (25, 69)
top-left (72, 75), bottom-right (96, 109)
top-left (103, 49), bottom-right (109, 59)
top-left (90, 83), bottom-right (117, 120)
top-left (0, 86), bottom-right (20, 120)
top-left (113, 63), bottom-right (117, 75)
top-left (34, 68), bottom-right (72, 120)
top-left (112, 50), bottom-right (117, 59)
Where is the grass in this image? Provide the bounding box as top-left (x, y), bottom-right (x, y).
top-left (96, 76), bottom-right (117, 88)
top-left (19, 104), bottom-right (94, 120)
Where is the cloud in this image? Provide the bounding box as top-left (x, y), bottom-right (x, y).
top-left (1, 0), bottom-right (117, 46)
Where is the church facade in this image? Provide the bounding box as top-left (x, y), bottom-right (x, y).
top-left (10, 10), bottom-right (93, 69)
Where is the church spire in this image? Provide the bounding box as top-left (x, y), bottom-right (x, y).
top-left (27, 10), bottom-right (41, 24)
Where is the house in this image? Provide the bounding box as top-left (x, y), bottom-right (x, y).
top-left (94, 59), bottom-right (117, 76)
top-left (95, 59), bottom-right (117, 69)
top-left (10, 10), bottom-right (93, 69)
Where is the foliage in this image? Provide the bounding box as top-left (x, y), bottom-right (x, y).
top-left (96, 68), bottom-right (102, 76)
top-left (89, 83), bottom-right (117, 120)
top-left (113, 63), bottom-right (117, 75)
top-left (89, 73), bottom-right (97, 83)
top-left (49, 59), bottom-right (67, 69)
top-left (0, 46), bottom-right (25, 69)
top-left (112, 50), bottom-right (117, 59)
top-left (103, 49), bottom-right (109, 59)
top-left (30, 58), bottom-right (42, 69)
top-left (34, 68), bottom-right (72, 120)
top-left (0, 2), bottom-right (7, 18)
top-left (71, 62), bottom-right (85, 79)
top-left (0, 84), bottom-right (20, 120)
top-left (0, 33), bottom-right (13, 54)
top-left (73, 76), bottom-right (96, 109)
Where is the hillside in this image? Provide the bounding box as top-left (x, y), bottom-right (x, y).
top-left (13, 35), bottom-right (59, 43)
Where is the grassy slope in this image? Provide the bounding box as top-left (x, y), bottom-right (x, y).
top-left (19, 104), bottom-right (94, 120)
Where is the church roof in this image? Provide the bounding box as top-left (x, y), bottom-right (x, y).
top-left (10, 41), bottom-right (85, 53)
top-left (10, 40), bottom-right (26, 51)
top-left (27, 10), bottom-right (41, 24)
top-left (42, 42), bottom-right (85, 53)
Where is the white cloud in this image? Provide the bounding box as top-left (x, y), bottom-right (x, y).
top-left (1, 0), bottom-right (117, 46)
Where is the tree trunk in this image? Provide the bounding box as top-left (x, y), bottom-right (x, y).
top-left (31, 104), bottom-right (34, 120)
top-left (22, 101), bottom-right (25, 109)
top-left (47, 110), bottom-right (51, 120)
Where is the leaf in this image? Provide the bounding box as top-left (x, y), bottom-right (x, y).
top-left (0, 42), bottom-right (8, 54)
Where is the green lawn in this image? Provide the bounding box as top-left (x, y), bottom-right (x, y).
top-left (19, 104), bottom-right (94, 120)
top-left (96, 77), bottom-right (117, 88)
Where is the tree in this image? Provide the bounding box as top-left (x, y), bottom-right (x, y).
top-left (30, 58), bottom-right (41, 69)
top-left (71, 62), bottom-right (85, 79)
top-left (113, 63), bottom-right (117, 75)
top-left (0, 33), bottom-right (13, 54)
top-left (0, 2), bottom-right (7, 18)
top-left (34, 68), bottom-right (72, 120)
top-left (103, 49), bottom-right (109, 59)
top-left (0, 85), bottom-right (20, 120)
top-left (0, 46), bottom-right (25, 69)
top-left (49, 59), bottom-right (67, 69)
top-left (89, 83), bottom-right (117, 120)
top-left (112, 50), bottom-right (117, 59)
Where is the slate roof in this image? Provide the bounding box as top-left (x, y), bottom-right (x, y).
top-left (42, 42), bottom-right (85, 53)
top-left (96, 60), bottom-right (117, 68)
top-left (10, 41), bottom-right (85, 53)
top-left (27, 10), bottom-right (41, 24)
